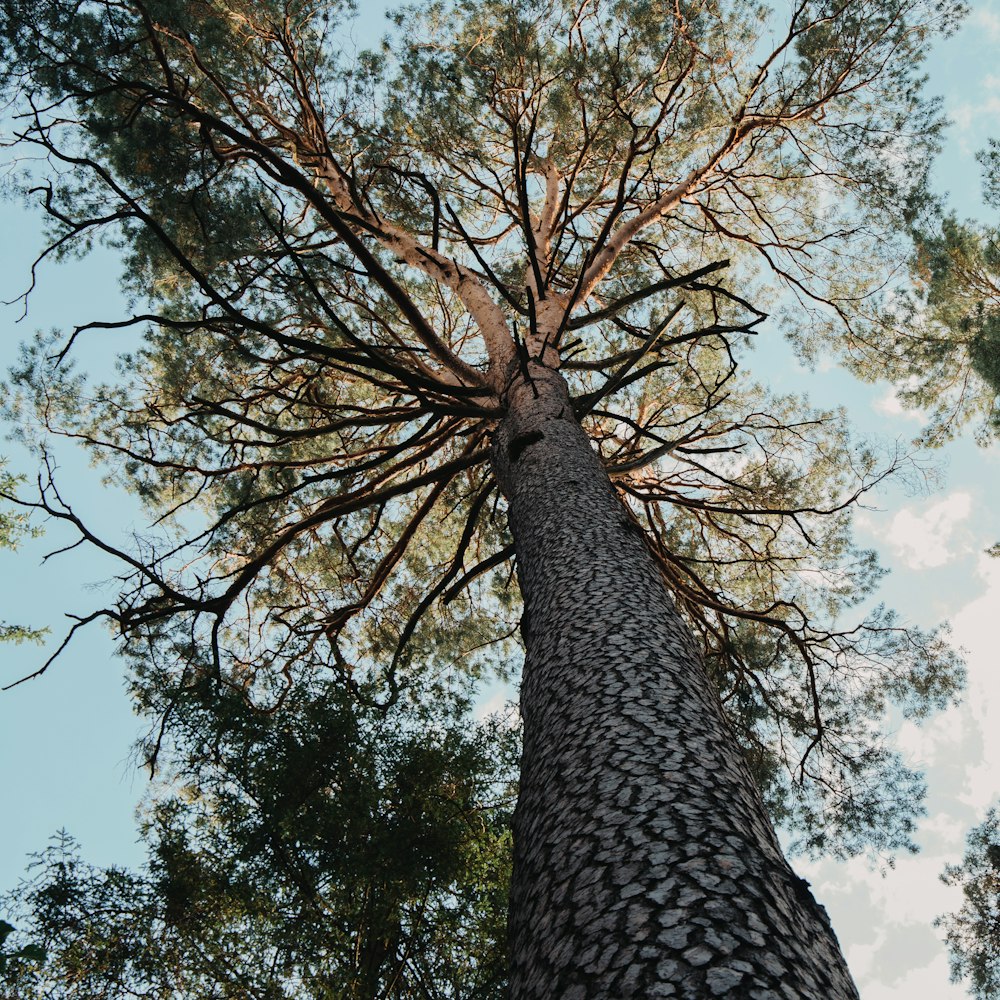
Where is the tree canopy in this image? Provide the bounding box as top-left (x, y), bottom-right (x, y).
top-left (0, 0), bottom-right (967, 860)
top-left (0, 669), bottom-right (517, 998)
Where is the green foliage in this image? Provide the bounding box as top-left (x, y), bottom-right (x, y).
top-left (0, 919), bottom-right (46, 973)
top-left (837, 151), bottom-right (1000, 446)
top-left (907, 214), bottom-right (1000, 441)
top-left (0, 464), bottom-right (46, 645)
top-left (937, 807), bottom-right (1000, 999)
top-left (0, 673), bottom-right (516, 999)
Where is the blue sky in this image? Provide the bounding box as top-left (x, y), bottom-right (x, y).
top-left (2, 3), bottom-right (1000, 997)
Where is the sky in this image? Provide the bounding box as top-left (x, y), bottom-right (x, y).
top-left (2, 2), bottom-right (1000, 997)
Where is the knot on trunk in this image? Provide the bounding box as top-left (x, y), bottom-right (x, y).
top-left (491, 365), bottom-right (575, 493)
top-left (508, 430), bottom-right (545, 463)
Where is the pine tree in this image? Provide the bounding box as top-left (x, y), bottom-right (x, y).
top-left (0, 2), bottom-right (966, 995)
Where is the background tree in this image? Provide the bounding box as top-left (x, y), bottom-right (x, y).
top-left (0, 0), bottom-right (967, 996)
top-left (0, 666), bottom-right (517, 999)
top-left (843, 141), bottom-right (1000, 999)
top-left (936, 806), bottom-right (1000, 1000)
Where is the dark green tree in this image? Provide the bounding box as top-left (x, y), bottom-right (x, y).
top-left (0, 668), bottom-right (517, 999)
top-left (0, 1), bottom-right (966, 995)
top-left (936, 806), bottom-right (1000, 999)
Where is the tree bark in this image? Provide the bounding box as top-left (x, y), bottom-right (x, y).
top-left (491, 365), bottom-right (859, 1000)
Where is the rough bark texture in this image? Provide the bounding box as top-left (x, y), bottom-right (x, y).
top-left (492, 365), bottom-right (859, 1000)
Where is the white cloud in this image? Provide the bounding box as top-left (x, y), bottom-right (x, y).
top-left (473, 687), bottom-right (518, 725)
top-left (885, 493), bottom-right (973, 570)
top-left (873, 391), bottom-right (905, 417)
top-left (947, 32), bottom-right (1000, 139)
top-left (798, 848), bottom-right (964, 999)
top-left (800, 840), bottom-right (970, 999)
top-left (845, 937), bottom-right (883, 985)
top-left (812, 853), bottom-right (959, 933)
top-left (949, 554), bottom-right (1000, 810)
top-left (946, 28), bottom-right (1000, 137)
top-left (971, 7), bottom-right (1000, 41)
top-left (891, 553), bottom-right (1000, 810)
top-left (920, 811), bottom-right (968, 850)
top-left (873, 388), bottom-right (928, 424)
top-left (950, 95), bottom-right (1000, 136)
top-left (950, 102), bottom-right (975, 133)
top-left (861, 953), bottom-right (965, 1000)
top-left (895, 701), bottom-right (976, 765)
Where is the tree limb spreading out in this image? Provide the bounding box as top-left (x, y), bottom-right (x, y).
top-left (0, 0), bottom-right (965, 856)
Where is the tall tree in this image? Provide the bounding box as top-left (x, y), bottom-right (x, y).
top-left (0, 1), bottom-right (965, 995)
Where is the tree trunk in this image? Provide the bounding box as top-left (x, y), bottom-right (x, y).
top-left (491, 365), bottom-right (859, 1000)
